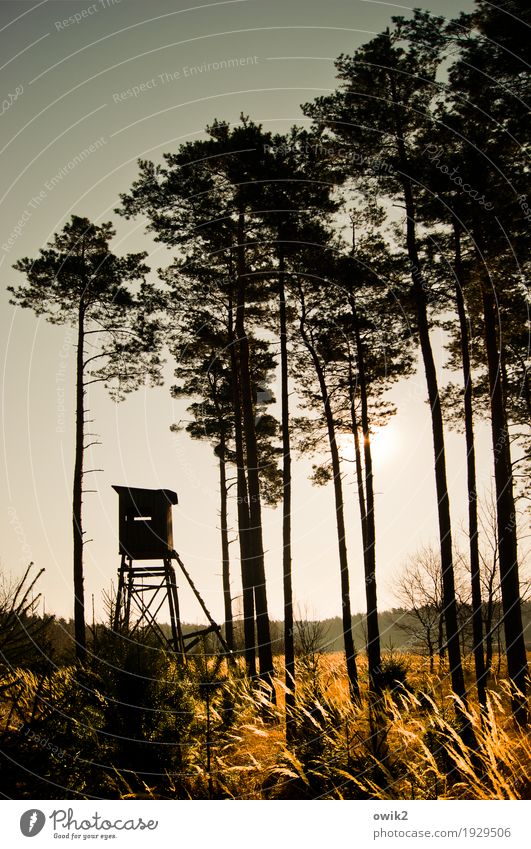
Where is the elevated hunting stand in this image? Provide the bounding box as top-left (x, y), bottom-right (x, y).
top-left (112, 485), bottom-right (230, 659)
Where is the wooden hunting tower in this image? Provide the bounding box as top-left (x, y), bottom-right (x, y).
top-left (112, 485), bottom-right (230, 659)
top-left (113, 485), bottom-right (177, 560)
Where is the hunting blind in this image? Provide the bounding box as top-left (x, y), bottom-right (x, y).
top-left (114, 485), bottom-right (177, 559)
top-left (112, 485), bottom-right (230, 658)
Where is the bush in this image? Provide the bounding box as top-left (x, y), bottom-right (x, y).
top-left (0, 564), bottom-right (55, 673)
top-left (378, 656), bottom-right (411, 693)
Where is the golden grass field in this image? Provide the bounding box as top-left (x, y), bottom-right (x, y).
top-left (1, 650), bottom-right (530, 800)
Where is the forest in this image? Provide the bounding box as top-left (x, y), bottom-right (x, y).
top-left (1, 0), bottom-right (530, 800)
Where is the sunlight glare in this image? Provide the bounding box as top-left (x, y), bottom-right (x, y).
top-left (339, 426), bottom-right (398, 466)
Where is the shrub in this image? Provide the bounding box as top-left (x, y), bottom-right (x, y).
top-left (377, 656), bottom-right (411, 693)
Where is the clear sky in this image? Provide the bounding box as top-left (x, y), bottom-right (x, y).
top-left (2, 0), bottom-right (502, 630)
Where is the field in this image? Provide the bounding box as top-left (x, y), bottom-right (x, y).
top-left (1, 641), bottom-right (529, 800)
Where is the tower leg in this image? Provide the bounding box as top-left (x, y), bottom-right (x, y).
top-left (124, 557), bottom-right (133, 630)
top-left (172, 551), bottom-right (234, 663)
top-left (112, 553), bottom-right (228, 660)
top-left (165, 557), bottom-right (186, 661)
top-left (174, 550), bottom-right (233, 656)
top-left (114, 554), bottom-right (126, 630)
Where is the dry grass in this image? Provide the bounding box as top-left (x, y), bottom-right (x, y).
top-left (1, 652), bottom-right (529, 799)
top-left (215, 653), bottom-right (531, 800)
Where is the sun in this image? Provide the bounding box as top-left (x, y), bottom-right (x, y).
top-left (369, 426), bottom-right (398, 465)
top-left (339, 426), bottom-right (398, 466)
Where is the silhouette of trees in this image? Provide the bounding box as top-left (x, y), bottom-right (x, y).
top-left (7, 0), bottom-right (529, 737)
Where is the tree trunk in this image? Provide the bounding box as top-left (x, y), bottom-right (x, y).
top-left (350, 296), bottom-right (382, 693)
top-left (235, 211), bottom-right (275, 688)
top-left (484, 576), bottom-right (495, 678)
top-left (228, 300), bottom-right (256, 676)
top-left (218, 439), bottom-right (234, 652)
top-left (496, 621), bottom-right (502, 677)
top-left (398, 169), bottom-right (466, 705)
top-left (473, 224), bottom-right (528, 725)
top-left (459, 608), bottom-right (467, 660)
top-left (73, 303), bottom-right (86, 663)
top-left (427, 632), bottom-right (434, 675)
top-left (485, 624), bottom-right (493, 678)
top-left (298, 283), bottom-right (360, 703)
top-left (438, 612), bottom-right (445, 669)
top-left (279, 250), bottom-right (295, 737)
top-left (390, 81), bottom-right (466, 706)
top-left (348, 359), bottom-right (368, 557)
top-left (453, 224), bottom-right (487, 708)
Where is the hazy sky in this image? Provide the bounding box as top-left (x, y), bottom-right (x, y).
top-left (1, 0), bottom-right (500, 631)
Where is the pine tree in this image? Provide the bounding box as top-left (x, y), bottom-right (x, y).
top-left (9, 216), bottom-right (161, 662)
top-left (302, 13), bottom-right (469, 708)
